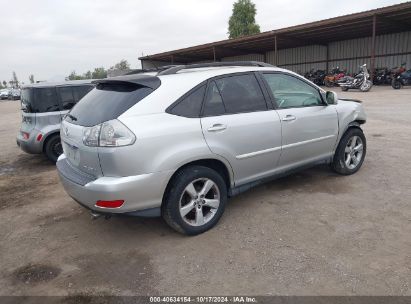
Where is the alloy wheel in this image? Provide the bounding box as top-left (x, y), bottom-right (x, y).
top-left (179, 178), bottom-right (220, 227)
top-left (344, 136), bottom-right (364, 170)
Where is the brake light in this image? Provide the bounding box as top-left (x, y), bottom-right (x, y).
top-left (82, 119), bottom-right (135, 147)
top-left (36, 134), bottom-right (43, 141)
top-left (22, 132), bottom-right (29, 140)
top-left (95, 200), bottom-right (124, 208)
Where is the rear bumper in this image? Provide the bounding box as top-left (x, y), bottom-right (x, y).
top-left (16, 132), bottom-right (43, 154)
top-left (57, 155), bottom-right (174, 216)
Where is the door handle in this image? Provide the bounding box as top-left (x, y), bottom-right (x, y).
top-left (207, 124), bottom-right (227, 132)
top-left (282, 115), bottom-right (296, 122)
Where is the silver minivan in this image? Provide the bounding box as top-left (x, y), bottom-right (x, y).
top-left (17, 80), bottom-right (94, 162)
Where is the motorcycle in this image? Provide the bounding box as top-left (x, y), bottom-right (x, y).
top-left (337, 64), bottom-right (373, 92)
top-left (324, 67), bottom-right (345, 87)
top-left (392, 69), bottom-right (411, 89)
top-left (391, 62), bottom-right (407, 78)
top-left (304, 69), bottom-right (326, 86)
top-left (373, 68), bottom-right (392, 85)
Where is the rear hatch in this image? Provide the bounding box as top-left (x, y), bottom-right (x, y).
top-left (20, 88), bottom-right (36, 133)
top-left (61, 75), bottom-right (161, 177)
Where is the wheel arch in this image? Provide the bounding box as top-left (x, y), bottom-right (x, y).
top-left (345, 120), bottom-right (365, 132)
top-left (162, 158), bottom-right (233, 206)
top-left (42, 131), bottom-right (60, 153)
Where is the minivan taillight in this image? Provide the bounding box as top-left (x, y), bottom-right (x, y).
top-left (22, 132), bottom-right (30, 140)
top-left (82, 119), bottom-right (136, 147)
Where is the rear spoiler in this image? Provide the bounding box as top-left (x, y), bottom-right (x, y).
top-left (92, 75), bottom-right (161, 90)
top-left (339, 98), bottom-right (362, 103)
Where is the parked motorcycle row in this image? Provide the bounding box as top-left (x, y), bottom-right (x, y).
top-left (303, 62), bottom-right (411, 92)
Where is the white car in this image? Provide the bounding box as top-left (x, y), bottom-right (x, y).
top-left (0, 89), bottom-right (10, 100)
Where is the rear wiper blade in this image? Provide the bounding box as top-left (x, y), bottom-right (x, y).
top-left (66, 113), bottom-right (77, 121)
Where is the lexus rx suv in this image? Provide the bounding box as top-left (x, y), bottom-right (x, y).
top-left (57, 62), bottom-right (367, 235)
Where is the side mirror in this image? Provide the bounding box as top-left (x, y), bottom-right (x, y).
top-left (326, 91), bottom-right (338, 105)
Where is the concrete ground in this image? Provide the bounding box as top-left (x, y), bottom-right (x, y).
top-left (0, 86), bottom-right (410, 297)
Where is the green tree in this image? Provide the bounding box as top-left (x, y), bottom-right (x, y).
top-left (29, 74), bottom-right (35, 84)
top-left (228, 0), bottom-right (260, 39)
top-left (92, 67), bottom-right (107, 79)
top-left (112, 59), bottom-right (130, 71)
top-left (12, 71), bottom-right (19, 88)
top-left (84, 70), bottom-right (92, 79)
top-left (2, 81), bottom-right (6, 87)
top-left (67, 71), bottom-right (85, 80)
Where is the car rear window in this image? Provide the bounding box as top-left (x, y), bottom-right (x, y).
top-left (66, 83), bottom-right (154, 127)
top-left (21, 87), bottom-right (59, 113)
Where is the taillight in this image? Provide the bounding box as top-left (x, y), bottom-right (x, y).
top-left (82, 119), bottom-right (135, 147)
top-left (36, 134), bottom-right (43, 141)
top-left (22, 132), bottom-right (29, 140)
top-left (95, 200), bottom-right (124, 208)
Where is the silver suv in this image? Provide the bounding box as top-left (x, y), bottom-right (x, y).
top-left (57, 62), bottom-right (367, 235)
top-left (17, 80), bottom-right (94, 162)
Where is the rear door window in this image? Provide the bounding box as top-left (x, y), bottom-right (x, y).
top-left (66, 83), bottom-right (154, 127)
top-left (215, 74), bottom-right (267, 114)
top-left (202, 81), bottom-right (226, 116)
top-left (33, 88), bottom-right (59, 112)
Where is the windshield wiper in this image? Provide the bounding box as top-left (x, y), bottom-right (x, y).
top-left (66, 113), bottom-right (77, 121)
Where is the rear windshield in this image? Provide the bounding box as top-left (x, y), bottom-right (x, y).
top-left (65, 83), bottom-right (154, 127)
top-left (21, 87), bottom-right (59, 113)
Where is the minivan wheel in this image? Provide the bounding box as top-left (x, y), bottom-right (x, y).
top-left (44, 134), bottom-right (63, 163)
top-left (332, 128), bottom-right (366, 175)
top-left (162, 165), bottom-right (227, 235)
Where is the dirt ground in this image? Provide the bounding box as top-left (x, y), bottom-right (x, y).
top-left (0, 86), bottom-right (410, 297)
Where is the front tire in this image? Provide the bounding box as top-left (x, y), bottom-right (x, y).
top-left (332, 128), bottom-right (366, 175)
top-left (162, 166), bottom-right (227, 235)
top-left (360, 80), bottom-right (372, 92)
top-left (341, 86), bottom-right (349, 91)
top-left (392, 79), bottom-right (402, 89)
top-left (44, 134), bottom-right (63, 163)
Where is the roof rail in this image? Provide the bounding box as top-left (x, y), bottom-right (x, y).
top-left (157, 61), bottom-right (274, 76)
top-left (125, 65), bottom-right (179, 75)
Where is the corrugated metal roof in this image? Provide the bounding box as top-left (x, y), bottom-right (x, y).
top-left (139, 2), bottom-right (411, 63)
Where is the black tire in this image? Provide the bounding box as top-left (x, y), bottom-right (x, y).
top-left (324, 79), bottom-right (332, 87)
top-left (162, 165), bottom-right (227, 235)
top-left (332, 128), bottom-right (366, 175)
top-left (391, 79), bottom-right (402, 89)
top-left (44, 134), bottom-right (63, 163)
top-left (341, 87), bottom-right (349, 91)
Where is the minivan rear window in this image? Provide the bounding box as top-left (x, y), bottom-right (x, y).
top-left (21, 87), bottom-right (59, 113)
top-left (66, 83), bottom-right (154, 127)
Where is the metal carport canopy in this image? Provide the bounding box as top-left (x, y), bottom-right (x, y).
top-left (139, 1), bottom-right (411, 64)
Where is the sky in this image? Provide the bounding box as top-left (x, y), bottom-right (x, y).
top-left (0, 0), bottom-right (407, 84)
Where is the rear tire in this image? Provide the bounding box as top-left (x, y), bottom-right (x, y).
top-left (162, 165), bottom-right (227, 235)
top-left (341, 87), bottom-right (349, 91)
top-left (44, 134), bottom-right (63, 163)
top-left (332, 128), bottom-right (366, 175)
